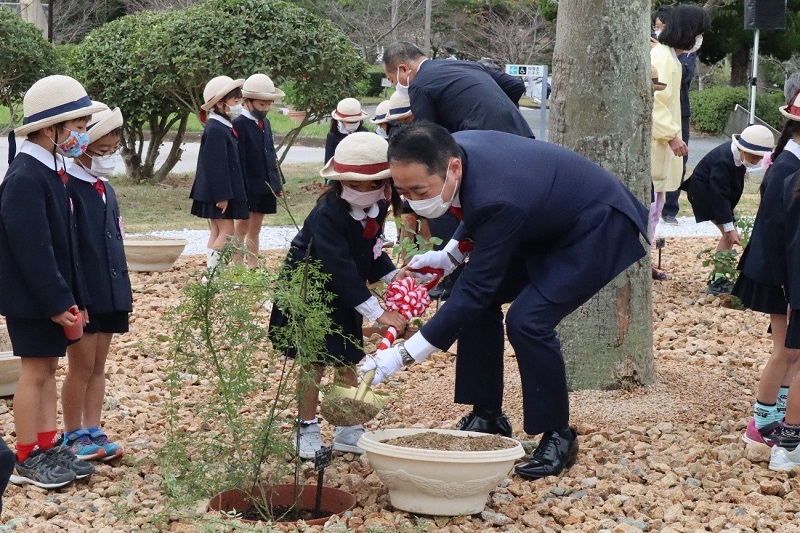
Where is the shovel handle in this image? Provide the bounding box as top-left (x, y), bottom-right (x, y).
top-left (356, 369), bottom-right (376, 401)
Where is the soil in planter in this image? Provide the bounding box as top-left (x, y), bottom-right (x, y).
top-left (383, 433), bottom-right (516, 451)
top-left (320, 396), bottom-right (379, 426)
top-left (239, 504), bottom-right (332, 522)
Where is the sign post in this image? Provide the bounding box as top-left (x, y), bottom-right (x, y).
top-left (313, 445), bottom-right (333, 517)
top-left (506, 64), bottom-right (548, 141)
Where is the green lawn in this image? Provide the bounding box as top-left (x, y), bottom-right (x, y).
top-left (179, 109), bottom-right (331, 137)
top-left (112, 162), bottom-right (323, 233)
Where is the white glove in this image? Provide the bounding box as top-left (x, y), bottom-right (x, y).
top-left (360, 347), bottom-right (403, 386)
top-left (407, 248), bottom-right (457, 277)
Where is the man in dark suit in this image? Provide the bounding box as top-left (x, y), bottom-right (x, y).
top-left (382, 41), bottom-right (533, 138)
top-left (383, 42), bottom-right (534, 300)
top-left (361, 123), bottom-right (649, 479)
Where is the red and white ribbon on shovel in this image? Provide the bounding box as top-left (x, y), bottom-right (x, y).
top-left (377, 267), bottom-right (443, 351)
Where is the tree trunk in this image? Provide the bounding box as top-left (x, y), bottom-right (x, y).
top-left (730, 46), bottom-right (750, 87)
top-left (550, 0), bottom-right (654, 390)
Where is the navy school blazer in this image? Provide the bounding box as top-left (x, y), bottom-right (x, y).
top-left (189, 117), bottom-right (248, 204)
top-left (0, 152), bottom-right (88, 318)
top-left (232, 114), bottom-right (282, 197)
top-left (67, 169), bottom-right (133, 315)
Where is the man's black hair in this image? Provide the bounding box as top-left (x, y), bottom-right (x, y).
top-left (382, 42), bottom-right (426, 70)
top-left (387, 121), bottom-right (459, 177)
top-left (658, 5), bottom-right (711, 51)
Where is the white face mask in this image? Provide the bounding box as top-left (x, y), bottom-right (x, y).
top-left (395, 66), bottom-right (410, 98)
top-left (226, 103), bottom-right (243, 119)
top-left (742, 157), bottom-right (762, 170)
top-left (376, 127), bottom-right (389, 139)
top-left (654, 30), bottom-right (662, 38)
top-left (407, 167), bottom-right (458, 219)
top-left (341, 184), bottom-right (385, 210)
top-left (85, 153), bottom-right (118, 177)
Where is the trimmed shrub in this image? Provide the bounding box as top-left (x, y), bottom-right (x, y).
top-left (690, 86), bottom-right (785, 135)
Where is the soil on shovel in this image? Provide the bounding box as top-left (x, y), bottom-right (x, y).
top-left (320, 396), bottom-right (379, 427)
top-left (383, 433), bottom-right (516, 451)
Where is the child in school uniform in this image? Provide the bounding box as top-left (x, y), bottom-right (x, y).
top-left (682, 125), bottom-right (775, 294)
top-left (371, 100), bottom-right (392, 140)
top-left (735, 91), bottom-right (800, 448)
top-left (269, 132), bottom-right (407, 459)
top-left (62, 103), bottom-right (132, 462)
top-left (0, 75), bottom-right (104, 488)
top-left (324, 98), bottom-right (368, 164)
top-left (232, 74), bottom-right (285, 268)
top-left (189, 76), bottom-right (249, 268)
top-left (384, 90), bottom-right (414, 127)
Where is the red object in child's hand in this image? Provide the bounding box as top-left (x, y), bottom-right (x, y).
top-left (63, 305), bottom-right (83, 341)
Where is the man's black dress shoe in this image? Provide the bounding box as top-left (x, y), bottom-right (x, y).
top-left (515, 427), bottom-right (578, 480)
top-left (455, 412), bottom-right (513, 438)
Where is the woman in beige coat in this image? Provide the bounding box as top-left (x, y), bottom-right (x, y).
top-left (650, 5), bottom-right (710, 280)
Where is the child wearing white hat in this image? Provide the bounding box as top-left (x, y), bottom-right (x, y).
top-left (371, 100), bottom-right (392, 140)
top-left (268, 132), bottom-right (406, 460)
top-left (232, 73), bottom-right (285, 268)
top-left (682, 124), bottom-right (776, 294)
top-left (63, 102), bottom-right (131, 463)
top-left (189, 75), bottom-right (249, 268)
top-left (384, 90), bottom-right (414, 126)
top-left (324, 97), bottom-right (368, 164)
top-left (0, 75), bottom-right (104, 489)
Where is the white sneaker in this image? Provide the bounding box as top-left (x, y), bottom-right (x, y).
top-left (333, 425), bottom-right (365, 454)
top-left (769, 445), bottom-right (800, 471)
top-left (297, 423), bottom-right (323, 460)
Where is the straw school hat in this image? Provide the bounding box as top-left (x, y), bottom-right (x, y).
top-left (651, 65), bottom-right (667, 92)
top-left (319, 132), bottom-right (391, 181)
top-left (732, 125), bottom-right (775, 156)
top-left (385, 90), bottom-right (412, 121)
top-left (15, 75), bottom-right (106, 136)
top-left (331, 98), bottom-right (368, 123)
top-left (201, 76), bottom-right (244, 111)
top-left (371, 100), bottom-right (391, 125)
top-left (86, 102), bottom-right (124, 144)
top-left (780, 88), bottom-right (800, 122)
top-left (241, 73), bottom-right (285, 101)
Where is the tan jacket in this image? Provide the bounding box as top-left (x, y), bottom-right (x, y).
top-left (650, 44), bottom-right (683, 193)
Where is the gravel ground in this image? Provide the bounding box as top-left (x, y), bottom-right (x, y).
top-left (2, 238), bottom-right (798, 532)
top-left (135, 216), bottom-right (717, 257)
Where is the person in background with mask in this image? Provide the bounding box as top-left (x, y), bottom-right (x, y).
top-left (325, 98), bottom-right (368, 164)
top-left (370, 100), bottom-right (393, 140)
top-left (654, 5), bottom-right (701, 226)
top-left (362, 123), bottom-right (649, 479)
top-left (650, 5), bottom-right (710, 280)
top-left (233, 74), bottom-right (285, 268)
top-left (63, 103), bottom-right (132, 463)
top-left (681, 125), bottom-right (775, 293)
top-left (189, 76), bottom-right (249, 269)
top-left (0, 75), bottom-right (101, 489)
top-left (382, 41), bottom-right (532, 138)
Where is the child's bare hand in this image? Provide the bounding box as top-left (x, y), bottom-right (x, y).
top-left (377, 310), bottom-right (407, 332)
top-left (81, 309), bottom-right (89, 326)
top-left (51, 309), bottom-right (77, 327)
top-left (725, 229), bottom-right (741, 246)
top-left (216, 200), bottom-right (229, 213)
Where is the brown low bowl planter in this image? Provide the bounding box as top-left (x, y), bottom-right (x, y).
top-left (207, 483), bottom-right (356, 526)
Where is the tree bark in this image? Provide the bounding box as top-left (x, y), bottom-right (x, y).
top-left (730, 46), bottom-right (750, 87)
top-left (550, 0), bottom-right (654, 390)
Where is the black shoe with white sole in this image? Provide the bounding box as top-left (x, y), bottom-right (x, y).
top-left (9, 449), bottom-right (76, 489)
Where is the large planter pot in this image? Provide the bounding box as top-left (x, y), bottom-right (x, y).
top-left (358, 428), bottom-right (524, 516)
top-left (0, 326), bottom-right (20, 397)
top-left (207, 483), bottom-right (356, 526)
top-left (123, 236), bottom-right (187, 272)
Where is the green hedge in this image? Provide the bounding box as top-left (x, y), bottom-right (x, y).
top-left (689, 86), bottom-right (785, 135)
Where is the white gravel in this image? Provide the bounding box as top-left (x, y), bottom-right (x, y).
top-left (132, 216), bottom-right (715, 257)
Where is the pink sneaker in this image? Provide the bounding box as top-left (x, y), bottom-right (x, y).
top-left (742, 419), bottom-right (780, 447)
